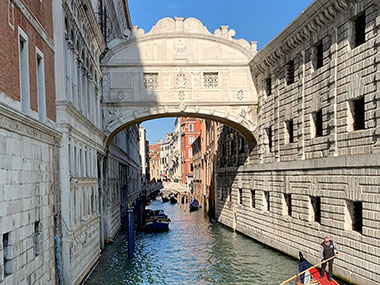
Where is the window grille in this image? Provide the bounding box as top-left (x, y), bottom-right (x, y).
top-left (203, 72), bottom-right (218, 88)
top-left (143, 73), bottom-right (158, 89)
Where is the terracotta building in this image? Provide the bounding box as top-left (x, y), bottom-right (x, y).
top-left (180, 117), bottom-right (202, 184)
top-left (149, 143), bottom-right (161, 182)
top-left (192, 120), bottom-right (218, 216)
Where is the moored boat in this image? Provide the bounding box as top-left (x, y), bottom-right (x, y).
top-left (143, 209), bottom-right (171, 231)
top-left (189, 197), bottom-right (199, 211)
top-left (169, 194), bottom-right (177, 204)
top-left (161, 196), bottom-right (169, 203)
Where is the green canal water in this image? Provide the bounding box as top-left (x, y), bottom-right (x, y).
top-left (85, 200), bottom-right (342, 285)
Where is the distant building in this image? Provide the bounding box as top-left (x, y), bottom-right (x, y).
top-left (139, 126), bottom-right (149, 183)
top-left (166, 118), bottom-right (181, 182)
top-left (149, 143), bottom-right (161, 182)
top-left (201, 120), bottom-right (218, 217)
top-left (181, 117), bottom-right (202, 184)
top-left (192, 135), bottom-right (202, 202)
top-left (192, 120), bottom-right (218, 214)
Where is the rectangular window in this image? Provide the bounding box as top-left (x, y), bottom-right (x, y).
top-left (351, 97), bottom-right (365, 131)
top-left (188, 148), bottom-right (193, 158)
top-left (285, 120), bottom-right (294, 143)
top-left (36, 49), bottom-right (46, 122)
top-left (346, 200), bottom-right (363, 233)
top-left (3, 232), bottom-right (12, 277)
top-left (188, 136), bottom-right (194, 144)
top-left (286, 60), bottom-right (295, 85)
top-left (354, 13), bottom-right (366, 48)
top-left (313, 110), bottom-right (323, 137)
top-left (316, 42), bottom-right (323, 69)
top-left (239, 189), bottom-right (243, 205)
top-left (266, 127), bottom-right (272, 153)
top-left (265, 77), bottom-right (272, 96)
top-left (264, 191), bottom-right (270, 212)
top-left (143, 72), bottom-right (158, 89)
top-left (190, 163), bottom-right (193, 172)
top-left (229, 188), bottom-right (232, 202)
top-left (68, 144), bottom-right (72, 175)
top-left (79, 149), bottom-right (83, 177)
top-left (34, 221), bottom-right (40, 257)
top-left (240, 137), bottom-right (245, 153)
top-left (73, 146), bottom-right (77, 176)
top-left (203, 72), bottom-right (218, 88)
top-left (284, 194), bottom-right (292, 216)
top-left (188, 124), bottom-right (194, 132)
top-left (251, 190), bottom-right (255, 209)
top-left (311, 196), bottom-right (321, 223)
top-left (18, 27), bottom-right (30, 114)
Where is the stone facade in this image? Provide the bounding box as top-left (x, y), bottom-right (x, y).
top-left (53, 0), bottom-right (105, 282)
top-left (0, 0), bottom-right (60, 284)
top-left (107, 126), bottom-right (141, 241)
top-left (217, 1), bottom-right (380, 284)
top-left (100, 17), bottom-right (259, 148)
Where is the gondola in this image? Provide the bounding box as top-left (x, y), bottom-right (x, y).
top-left (161, 196), bottom-right (169, 203)
top-left (169, 193), bottom-right (178, 204)
top-left (297, 252), bottom-right (338, 285)
top-left (189, 197), bottom-right (199, 211)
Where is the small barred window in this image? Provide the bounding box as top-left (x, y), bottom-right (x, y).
top-left (143, 73), bottom-right (158, 89)
top-left (203, 72), bottom-right (218, 88)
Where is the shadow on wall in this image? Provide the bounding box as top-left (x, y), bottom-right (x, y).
top-left (215, 124), bottom-right (253, 225)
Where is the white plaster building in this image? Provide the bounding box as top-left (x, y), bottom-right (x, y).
top-left (139, 126), bottom-right (149, 183)
top-left (168, 119), bottom-right (182, 181)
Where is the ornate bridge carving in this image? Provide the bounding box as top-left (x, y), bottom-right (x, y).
top-left (101, 17), bottom-right (259, 148)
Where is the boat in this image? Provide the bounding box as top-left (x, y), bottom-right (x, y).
top-left (143, 209), bottom-right (171, 231)
top-left (297, 252), bottom-right (338, 285)
top-left (161, 196), bottom-right (169, 203)
top-left (169, 194), bottom-right (177, 204)
top-left (189, 197), bottom-right (199, 211)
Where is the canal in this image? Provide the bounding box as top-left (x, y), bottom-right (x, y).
top-left (85, 200), bottom-right (313, 284)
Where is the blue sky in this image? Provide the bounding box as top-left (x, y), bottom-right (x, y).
top-left (130, 0), bottom-right (313, 144)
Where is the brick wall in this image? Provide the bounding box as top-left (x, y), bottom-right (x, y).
top-left (0, 0), bottom-right (56, 121)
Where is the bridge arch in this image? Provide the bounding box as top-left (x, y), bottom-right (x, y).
top-left (101, 17), bottom-right (259, 148)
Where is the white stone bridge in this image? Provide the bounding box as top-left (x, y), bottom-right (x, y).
top-left (101, 17), bottom-right (259, 148)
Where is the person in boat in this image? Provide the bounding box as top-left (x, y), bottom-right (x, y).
top-left (319, 236), bottom-right (339, 281)
top-left (296, 252), bottom-right (320, 285)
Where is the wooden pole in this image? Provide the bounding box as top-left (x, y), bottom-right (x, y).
top-left (279, 255), bottom-right (337, 285)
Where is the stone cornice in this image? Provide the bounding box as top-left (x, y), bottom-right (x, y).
top-left (13, 0), bottom-right (55, 50)
top-left (0, 102), bottom-right (62, 145)
top-left (56, 100), bottom-right (105, 140)
top-left (250, 0), bottom-right (357, 76)
top-left (81, 0), bottom-right (106, 52)
top-left (103, 17), bottom-right (258, 62)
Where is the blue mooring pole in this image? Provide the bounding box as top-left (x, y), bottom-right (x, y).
top-left (136, 198), bottom-right (142, 231)
top-left (127, 207), bottom-right (135, 258)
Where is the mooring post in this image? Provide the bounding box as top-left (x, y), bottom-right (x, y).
top-left (136, 198), bottom-right (142, 231)
top-left (127, 207), bottom-right (135, 258)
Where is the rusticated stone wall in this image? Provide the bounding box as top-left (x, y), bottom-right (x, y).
top-left (217, 1), bottom-right (380, 284)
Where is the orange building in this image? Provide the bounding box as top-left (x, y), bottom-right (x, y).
top-left (192, 120), bottom-right (218, 217)
top-left (149, 143), bottom-right (161, 182)
top-left (180, 117), bottom-right (202, 184)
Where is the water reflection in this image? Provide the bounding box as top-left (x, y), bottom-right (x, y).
top-left (86, 200), bottom-right (308, 284)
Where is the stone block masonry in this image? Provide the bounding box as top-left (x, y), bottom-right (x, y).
top-left (217, 1), bottom-right (380, 284)
top-left (0, 104), bottom-right (61, 284)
